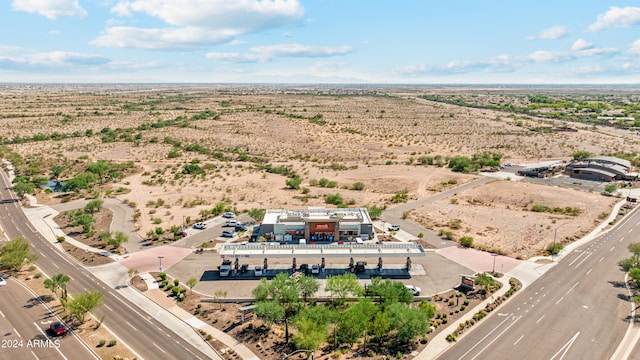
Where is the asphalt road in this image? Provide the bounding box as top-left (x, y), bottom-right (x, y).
top-left (0, 169), bottom-right (215, 360)
top-left (0, 278), bottom-right (97, 360)
top-left (438, 207), bottom-right (640, 360)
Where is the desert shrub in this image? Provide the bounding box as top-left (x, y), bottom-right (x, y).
top-left (352, 182), bottom-right (365, 191)
top-left (531, 204), bottom-right (549, 212)
top-left (459, 236), bottom-right (474, 248)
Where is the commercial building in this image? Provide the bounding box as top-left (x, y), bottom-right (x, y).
top-left (517, 160), bottom-right (565, 178)
top-left (565, 156), bottom-right (638, 182)
top-left (258, 207), bottom-right (374, 243)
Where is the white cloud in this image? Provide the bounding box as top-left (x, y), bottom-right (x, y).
top-left (206, 43), bottom-right (353, 63)
top-left (587, 6), bottom-right (640, 32)
top-left (629, 40), bottom-right (640, 56)
top-left (91, 26), bottom-right (238, 49)
top-left (395, 55), bottom-right (518, 76)
top-left (48, 30), bottom-right (60, 36)
top-left (205, 52), bottom-right (268, 63)
top-left (98, 0), bottom-right (304, 49)
top-left (528, 25), bottom-right (568, 40)
top-left (12, 0), bottom-right (87, 19)
top-left (250, 44), bottom-right (353, 57)
top-left (571, 39), bottom-right (593, 51)
top-left (0, 50), bottom-right (109, 69)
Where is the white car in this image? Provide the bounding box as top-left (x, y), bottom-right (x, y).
top-left (405, 285), bottom-right (421, 296)
top-left (224, 220), bottom-right (241, 227)
top-left (193, 222), bottom-right (207, 230)
top-left (311, 264), bottom-right (320, 274)
top-left (0, 278), bottom-right (6, 287)
top-left (388, 224), bottom-right (400, 232)
top-left (222, 212), bottom-right (235, 218)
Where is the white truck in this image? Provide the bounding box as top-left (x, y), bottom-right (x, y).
top-left (219, 260), bottom-right (232, 277)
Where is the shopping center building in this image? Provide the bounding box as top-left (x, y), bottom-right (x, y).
top-left (258, 207), bottom-right (375, 243)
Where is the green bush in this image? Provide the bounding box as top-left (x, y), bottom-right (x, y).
top-left (108, 340), bottom-right (117, 347)
top-left (98, 339), bottom-right (106, 347)
top-left (459, 236), bottom-right (474, 248)
top-left (174, 279), bottom-right (180, 286)
top-left (159, 272), bottom-right (167, 280)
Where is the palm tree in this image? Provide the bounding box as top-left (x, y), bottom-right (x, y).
top-left (44, 273), bottom-right (71, 300)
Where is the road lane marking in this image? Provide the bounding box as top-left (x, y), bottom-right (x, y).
top-left (620, 237), bottom-right (625, 242)
top-left (30, 350), bottom-right (39, 359)
top-left (52, 263), bottom-right (59, 269)
top-left (575, 253), bottom-right (591, 268)
top-left (153, 343), bottom-right (166, 353)
top-left (514, 334), bottom-right (524, 345)
top-left (556, 297), bottom-right (564, 305)
top-left (586, 268), bottom-right (593, 275)
top-left (0, 310), bottom-right (4, 317)
top-left (599, 257), bottom-right (605, 263)
top-left (568, 251), bottom-right (587, 266)
top-left (104, 304), bottom-right (113, 312)
top-left (610, 246), bottom-right (616, 252)
top-left (457, 313), bottom-right (515, 359)
top-left (14, 328), bottom-right (22, 338)
top-left (126, 321), bottom-right (138, 331)
top-left (550, 331), bottom-right (580, 360)
top-left (537, 314), bottom-right (546, 324)
top-left (566, 282), bottom-right (579, 294)
top-left (470, 315), bottom-right (521, 360)
top-left (630, 229), bottom-right (634, 234)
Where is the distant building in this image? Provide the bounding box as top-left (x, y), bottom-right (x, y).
top-left (258, 207), bottom-right (374, 243)
top-left (565, 156), bottom-right (638, 182)
top-left (517, 160), bottom-right (565, 178)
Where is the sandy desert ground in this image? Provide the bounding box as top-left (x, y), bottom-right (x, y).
top-left (1, 84), bottom-right (637, 258)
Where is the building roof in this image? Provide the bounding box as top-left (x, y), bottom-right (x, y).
top-left (585, 156), bottom-right (631, 169)
top-left (520, 160), bottom-right (564, 171)
top-left (573, 167), bottom-right (617, 178)
top-left (263, 207), bottom-right (372, 225)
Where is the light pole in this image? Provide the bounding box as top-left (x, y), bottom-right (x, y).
top-left (491, 253), bottom-right (498, 274)
top-left (158, 256), bottom-right (164, 272)
top-left (552, 223), bottom-right (567, 260)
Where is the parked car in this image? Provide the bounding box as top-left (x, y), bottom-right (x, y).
top-left (0, 277), bottom-right (6, 287)
top-left (299, 264), bottom-right (309, 275)
top-left (49, 322), bottom-right (68, 336)
top-left (311, 264), bottom-right (320, 274)
top-left (388, 224), bottom-right (400, 231)
top-left (222, 212), bottom-right (235, 218)
top-left (254, 265), bottom-right (263, 276)
top-left (193, 222), bottom-right (207, 230)
top-left (221, 230), bottom-right (236, 238)
top-left (234, 224), bottom-right (248, 232)
top-left (240, 264), bottom-right (249, 273)
top-left (224, 220), bottom-right (241, 227)
top-left (405, 285), bottom-right (421, 296)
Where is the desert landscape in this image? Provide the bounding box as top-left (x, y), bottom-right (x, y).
top-left (1, 84), bottom-right (638, 258)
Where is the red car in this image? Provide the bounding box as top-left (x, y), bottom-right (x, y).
top-left (49, 322), bottom-right (68, 336)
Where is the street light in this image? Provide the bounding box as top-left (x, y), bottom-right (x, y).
top-left (158, 256), bottom-right (165, 272)
top-left (491, 253), bottom-right (498, 274)
top-left (552, 223), bottom-right (567, 260)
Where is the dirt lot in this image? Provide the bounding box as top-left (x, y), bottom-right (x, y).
top-left (410, 179), bottom-right (618, 258)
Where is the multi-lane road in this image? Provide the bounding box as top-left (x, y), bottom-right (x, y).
top-left (438, 205), bottom-right (640, 359)
top-left (0, 278), bottom-right (98, 360)
top-left (0, 169), bottom-right (218, 359)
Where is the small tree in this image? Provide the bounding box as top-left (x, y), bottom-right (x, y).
top-left (214, 290), bottom-right (227, 309)
top-left (285, 176), bottom-right (302, 190)
top-left (0, 237), bottom-right (37, 271)
top-left (186, 277), bottom-right (198, 294)
top-left (84, 199), bottom-right (104, 214)
top-left (474, 272), bottom-right (495, 298)
top-left (68, 290), bottom-right (103, 323)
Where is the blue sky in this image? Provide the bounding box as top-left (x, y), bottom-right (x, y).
top-left (2, 0), bottom-right (640, 83)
